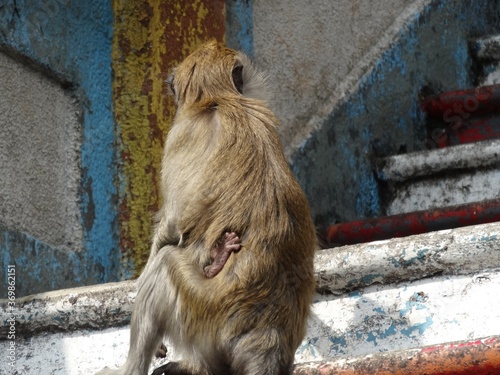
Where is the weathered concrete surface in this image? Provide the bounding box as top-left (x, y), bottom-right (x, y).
top-left (315, 222), bottom-right (500, 294)
top-left (1, 280), bottom-right (135, 337)
top-left (2, 222), bottom-right (500, 374)
top-left (226, 0), bottom-right (254, 57)
top-left (472, 35), bottom-right (500, 60)
top-left (0, 51), bottom-right (83, 251)
top-left (0, 0), bottom-right (120, 290)
top-left (377, 139), bottom-right (500, 182)
top-left (3, 269), bottom-right (500, 374)
top-left (302, 269), bottom-right (500, 362)
top-left (290, 0), bottom-right (500, 228)
top-left (471, 35), bottom-right (500, 86)
top-left (0, 224), bottom-right (100, 298)
top-left (375, 139), bottom-right (500, 214)
top-left (4, 221), bottom-right (499, 338)
top-left (387, 169), bottom-right (500, 215)
top-left (253, 0), bottom-right (429, 153)
top-left (5, 333), bottom-right (500, 374)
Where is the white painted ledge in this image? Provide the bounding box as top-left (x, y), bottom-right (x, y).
top-left (2, 222), bottom-right (500, 337)
top-left (376, 139), bottom-right (500, 182)
top-left (471, 34), bottom-right (500, 60)
top-left (2, 222), bottom-right (500, 374)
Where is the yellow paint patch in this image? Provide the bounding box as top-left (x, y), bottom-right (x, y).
top-left (112, 0), bottom-right (225, 276)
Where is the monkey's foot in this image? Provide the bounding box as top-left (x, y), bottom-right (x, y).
top-left (155, 342), bottom-right (168, 358)
top-left (204, 232), bottom-right (241, 278)
top-left (151, 361), bottom-right (196, 375)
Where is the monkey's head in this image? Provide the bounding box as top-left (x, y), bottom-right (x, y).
top-left (166, 40), bottom-right (268, 108)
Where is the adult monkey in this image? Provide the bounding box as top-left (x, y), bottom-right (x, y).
top-left (97, 40), bottom-right (316, 375)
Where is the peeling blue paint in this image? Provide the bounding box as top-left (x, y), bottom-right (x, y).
top-left (226, 0), bottom-right (254, 58)
top-left (400, 293), bottom-right (429, 317)
top-left (328, 336), bottom-right (347, 354)
top-left (401, 316), bottom-right (434, 336)
top-left (364, 320), bottom-right (400, 347)
top-left (298, 337), bottom-right (319, 356)
top-left (355, 174), bottom-right (380, 218)
top-left (348, 290), bottom-right (362, 299)
top-left (398, 293), bottom-right (433, 337)
top-left (390, 248), bottom-right (432, 268)
top-left (470, 234), bottom-right (499, 243)
top-left (0, 225), bottom-right (89, 297)
top-left (366, 331), bottom-right (378, 346)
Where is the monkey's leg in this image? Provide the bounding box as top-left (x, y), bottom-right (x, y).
top-left (230, 329), bottom-right (293, 375)
top-left (96, 249), bottom-right (173, 375)
top-left (203, 232), bottom-right (241, 278)
top-left (151, 361), bottom-right (204, 375)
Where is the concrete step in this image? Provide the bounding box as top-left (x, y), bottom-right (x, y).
top-left (470, 35), bottom-right (500, 86)
top-left (2, 222), bottom-right (500, 374)
top-left (374, 83), bottom-right (500, 221)
top-left (377, 139), bottom-right (500, 183)
top-left (326, 141), bottom-right (500, 245)
top-left (385, 167), bottom-right (500, 216)
top-left (376, 139), bottom-right (500, 216)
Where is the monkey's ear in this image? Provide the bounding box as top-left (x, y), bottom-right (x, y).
top-left (232, 64), bottom-right (244, 94)
top-left (166, 74), bottom-right (176, 97)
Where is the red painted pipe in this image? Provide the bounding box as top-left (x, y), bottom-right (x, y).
top-left (326, 200), bottom-right (500, 246)
top-left (422, 83), bottom-right (500, 119)
top-left (452, 116), bottom-right (500, 144)
top-left (293, 336), bottom-right (500, 375)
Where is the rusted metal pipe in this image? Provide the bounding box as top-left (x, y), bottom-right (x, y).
top-left (422, 84), bottom-right (500, 119)
top-left (447, 115), bottom-right (500, 146)
top-left (293, 336), bottom-right (500, 375)
top-left (326, 200), bottom-right (500, 246)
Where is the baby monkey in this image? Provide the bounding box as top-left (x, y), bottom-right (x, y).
top-left (97, 40), bottom-right (316, 375)
top-left (204, 232), bottom-right (240, 278)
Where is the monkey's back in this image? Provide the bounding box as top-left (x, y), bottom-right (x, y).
top-left (97, 40), bottom-right (315, 375)
top-left (164, 95), bottom-right (316, 363)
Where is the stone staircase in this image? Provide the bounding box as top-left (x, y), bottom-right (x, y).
top-left (326, 35), bottom-right (500, 247)
top-left (1, 221), bottom-right (500, 374)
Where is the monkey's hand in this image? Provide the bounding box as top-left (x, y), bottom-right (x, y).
top-left (203, 232), bottom-right (241, 278)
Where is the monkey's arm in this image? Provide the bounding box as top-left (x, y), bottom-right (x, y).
top-left (151, 217), bottom-right (185, 258)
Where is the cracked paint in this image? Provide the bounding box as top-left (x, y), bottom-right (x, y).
top-left (112, 0), bottom-right (225, 276)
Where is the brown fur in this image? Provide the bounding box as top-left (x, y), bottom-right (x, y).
top-left (96, 40), bottom-right (316, 375)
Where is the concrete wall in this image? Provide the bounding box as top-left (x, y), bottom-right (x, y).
top-left (0, 51), bottom-right (82, 251)
top-left (253, 0), bottom-right (427, 151)
top-left (0, 0), bottom-right (117, 297)
top-left (287, 0), bottom-right (500, 228)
